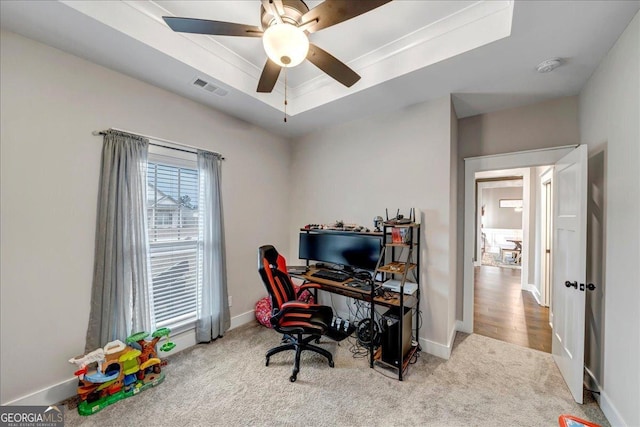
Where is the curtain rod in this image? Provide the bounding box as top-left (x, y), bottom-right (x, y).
top-left (92, 128), bottom-right (225, 160)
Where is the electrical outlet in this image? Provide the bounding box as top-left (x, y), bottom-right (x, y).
top-left (228, 295), bottom-right (232, 307)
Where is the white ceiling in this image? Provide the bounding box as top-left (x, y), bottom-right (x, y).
top-left (1, 1), bottom-right (638, 138)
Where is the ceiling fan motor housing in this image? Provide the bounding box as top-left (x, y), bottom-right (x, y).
top-left (260, 0), bottom-right (310, 29)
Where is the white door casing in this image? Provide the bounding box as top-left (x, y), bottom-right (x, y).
top-left (540, 167), bottom-right (553, 308)
top-left (550, 144), bottom-right (588, 404)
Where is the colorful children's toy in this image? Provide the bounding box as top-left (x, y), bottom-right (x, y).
top-left (68, 328), bottom-right (175, 415)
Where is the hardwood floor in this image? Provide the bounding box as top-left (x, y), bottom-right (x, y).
top-left (474, 265), bottom-right (552, 353)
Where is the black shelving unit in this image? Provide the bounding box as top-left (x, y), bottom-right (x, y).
top-left (370, 222), bottom-right (420, 380)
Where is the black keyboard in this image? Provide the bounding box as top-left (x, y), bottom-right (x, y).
top-left (311, 269), bottom-right (351, 282)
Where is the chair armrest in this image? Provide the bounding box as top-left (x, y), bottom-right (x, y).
top-left (280, 301), bottom-right (312, 310)
top-left (297, 282), bottom-right (321, 298)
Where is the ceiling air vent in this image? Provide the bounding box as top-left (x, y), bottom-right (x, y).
top-left (191, 77), bottom-right (228, 96)
top-left (193, 78), bottom-right (207, 87)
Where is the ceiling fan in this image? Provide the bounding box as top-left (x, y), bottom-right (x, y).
top-left (162, 0), bottom-right (392, 93)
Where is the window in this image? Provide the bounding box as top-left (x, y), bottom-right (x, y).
top-left (154, 209), bottom-right (174, 227)
top-left (146, 150), bottom-right (201, 330)
top-left (499, 199), bottom-right (523, 208)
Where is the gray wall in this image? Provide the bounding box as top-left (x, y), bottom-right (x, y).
top-left (458, 96), bottom-right (580, 159)
top-left (456, 96), bottom-right (580, 318)
top-left (290, 97), bottom-right (458, 357)
top-left (0, 31), bottom-right (292, 405)
top-left (579, 12), bottom-right (639, 427)
top-left (482, 187), bottom-right (523, 229)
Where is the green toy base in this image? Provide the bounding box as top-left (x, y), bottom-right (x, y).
top-left (78, 373), bottom-right (165, 416)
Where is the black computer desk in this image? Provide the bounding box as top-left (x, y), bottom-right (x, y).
top-left (295, 267), bottom-right (420, 371)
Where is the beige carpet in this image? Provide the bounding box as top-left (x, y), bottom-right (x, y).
top-left (64, 322), bottom-right (608, 427)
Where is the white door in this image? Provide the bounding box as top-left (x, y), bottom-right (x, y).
top-left (551, 144), bottom-right (588, 403)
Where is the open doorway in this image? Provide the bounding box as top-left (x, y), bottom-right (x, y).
top-left (472, 167), bottom-right (552, 352)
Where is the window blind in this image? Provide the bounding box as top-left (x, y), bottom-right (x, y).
top-left (147, 161), bottom-right (201, 328)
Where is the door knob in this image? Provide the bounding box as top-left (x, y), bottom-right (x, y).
top-left (565, 280), bottom-right (578, 289)
top-left (579, 282), bottom-right (596, 291)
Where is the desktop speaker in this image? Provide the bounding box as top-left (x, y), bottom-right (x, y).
top-left (380, 307), bottom-right (412, 367)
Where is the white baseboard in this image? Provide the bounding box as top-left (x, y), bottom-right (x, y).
top-left (524, 284), bottom-right (542, 306)
top-left (230, 309), bottom-right (256, 330)
top-left (3, 310), bottom-right (257, 407)
top-left (599, 389), bottom-right (626, 427)
top-left (419, 324), bottom-right (458, 360)
top-left (584, 367), bottom-right (625, 426)
top-left (457, 318), bottom-right (473, 334)
top-left (2, 377), bottom-right (78, 407)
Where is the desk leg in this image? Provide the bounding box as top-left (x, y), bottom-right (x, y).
top-left (369, 300), bottom-right (374, 368)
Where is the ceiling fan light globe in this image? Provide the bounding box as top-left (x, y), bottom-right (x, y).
top-left (262, 23), bottom-right (309, 68)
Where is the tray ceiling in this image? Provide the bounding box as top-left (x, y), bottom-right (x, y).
top-left (1, 1), bottom-right (638, 137)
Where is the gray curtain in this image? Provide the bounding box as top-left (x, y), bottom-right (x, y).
top-left (196, 150), bottom-right (230, 342)
top-left (85, 130), bottom-right (152, 352)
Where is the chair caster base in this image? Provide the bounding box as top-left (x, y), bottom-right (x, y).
top-left (329, 360), bottom-right (335, 368)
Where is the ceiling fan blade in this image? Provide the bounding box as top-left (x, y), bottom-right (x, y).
top-left (301, 0), bottom-right (392, 34)
top-left (306, 43), bottom-right (360, 87)
top-left (257, 59), bottom-right (282, 93)
top-left (162, 17), bottom-right (263, 37)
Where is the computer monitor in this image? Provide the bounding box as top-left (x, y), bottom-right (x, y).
top-left (298, 232), bottom-right (382, 271)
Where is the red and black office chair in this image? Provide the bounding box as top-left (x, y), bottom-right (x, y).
top-left (258, 245), bottom-right (334, 382)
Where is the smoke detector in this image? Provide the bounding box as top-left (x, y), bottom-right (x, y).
top-left (536, 58), bottom-right (562, 73)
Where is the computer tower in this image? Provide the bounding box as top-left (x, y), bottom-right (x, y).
top-left (380, 306), bottom-right (412, 366)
